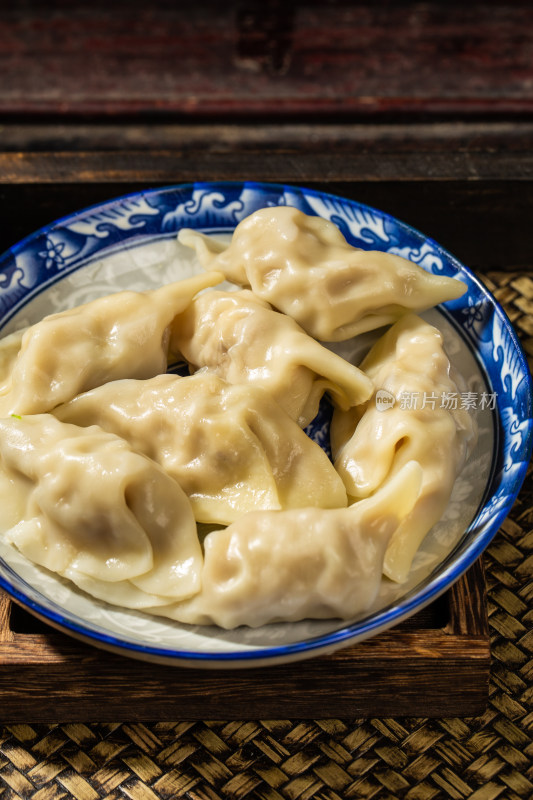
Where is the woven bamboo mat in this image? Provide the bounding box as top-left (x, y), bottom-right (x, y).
top-left (0, 272), bottom-right (531, 800)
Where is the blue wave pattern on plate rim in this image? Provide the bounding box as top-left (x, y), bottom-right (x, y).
top-left (0, 180), bottom-right (531, 665)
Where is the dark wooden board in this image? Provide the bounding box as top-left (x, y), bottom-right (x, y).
top-left (1, 169), bottom-right (533, 271)
top-left (1, 1), bottom-right (533, 118)
top-left (2, 119), bottom-right (533, 155)
top-left (0, 559), bottom-right (489, 722)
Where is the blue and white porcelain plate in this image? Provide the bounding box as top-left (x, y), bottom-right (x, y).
top-left (0, 181), bottom-right (531, 668)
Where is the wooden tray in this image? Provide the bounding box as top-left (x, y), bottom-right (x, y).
top-left (0, 559), bottom-right (489, 722)
top-left (0, 143), bottom-right (501, 725)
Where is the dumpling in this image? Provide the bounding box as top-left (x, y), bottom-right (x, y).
top-left (0, 271), bottom-right (223, 416)
top-left (169, 289), bottom-right (373, 428)
top-left (331, 314), bottom-right (478, 582)
top-left (147, 461), bottom-right (423, 628)
top-left (0, 327), bottom-right (26, 387)
top-left (55, 372), bottom-right (348, 524)
top-left (178, 206), bottom-right (466, 341)
top-left (0, 415), bottom-right (202, 608)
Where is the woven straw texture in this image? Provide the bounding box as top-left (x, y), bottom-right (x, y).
top-left (0, 272), bottom-right (531, 800)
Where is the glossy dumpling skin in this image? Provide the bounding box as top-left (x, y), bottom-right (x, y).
top-left (178, 206), bottom-right (466, 341)
top-left (0, 328), bottom-right (26, 384)
top-left (0, 271), bottom-right (222, 416)
top-left (331, 314), bottom-right (478, 583)
top-left (148, 461), bottom-right (423, 628)
top-left (170, 289), bottom-right (373, 428)
top-left (55, 372), bottom-right (348, 524)
top-left (0, 415), bottom-right (202, 608)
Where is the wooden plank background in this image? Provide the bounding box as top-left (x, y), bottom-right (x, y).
top-left (1, 0), bottom-right (533, 118)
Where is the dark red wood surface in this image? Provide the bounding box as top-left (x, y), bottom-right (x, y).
top-left (1, 1), bottom-right (533, 118)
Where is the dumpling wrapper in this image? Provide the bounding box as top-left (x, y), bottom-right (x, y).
top-left (55, 372), bottom-right (348, 524)
top-left (170, 289), bottom-right (373, 428)
top-left (0, 415), bottom-right (202, 608)
top-left (0, 327), bottom-right (26, 384)
top-left (331, 314), bottom-right (478, 583)
top-left (178, 206), bottom-right (466, 342)
top-left (146, 461), bottom-right (423, 628)
top-left (0, 271), bottom-right (223, 416)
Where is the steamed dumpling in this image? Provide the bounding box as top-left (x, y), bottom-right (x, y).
top-left (170, 289), bottom-right (373, 428)
top-left (0, 415), bottom-right (202, 608)
top-left (331, 314), bottom-right (478, 582)
top-left (55, 372), bottom-right (348, 524)
top-left (178, 206), bottom-right (466, 341)
top-left (0, 327), bottom-right (26, 384)
top-left (147, 461), bottom-right (423, 628)
top-left (0, 271), bottom-right (222, 416)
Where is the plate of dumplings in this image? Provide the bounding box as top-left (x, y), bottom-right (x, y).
top-left (0, 181), bottom-right (531, 667)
